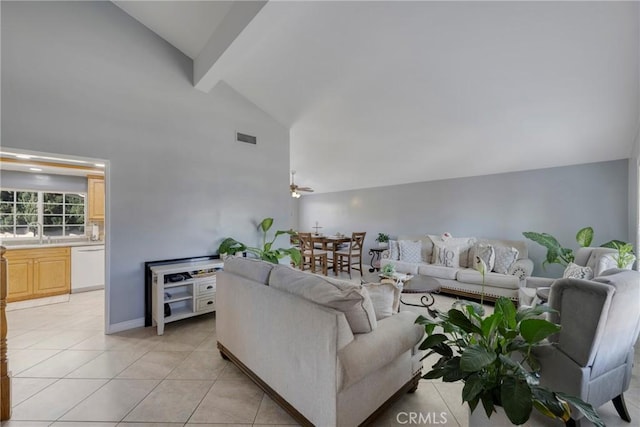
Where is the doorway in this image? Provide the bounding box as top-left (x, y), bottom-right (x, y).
top-left (0, 147), bottom-right (110, 333)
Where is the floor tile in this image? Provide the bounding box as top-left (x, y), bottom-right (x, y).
top-left (116, 351), bottom-right (189, 380)
top-left (28, 330), bottom-right (98, 350)
top-left (60, 379), bottom-right (159, 422)
top-left (66, 350), bottom-right (146, 378)
top-left (6, 349), bottom-right (61, 375)
top-left (254, 394), bottom-right (299, 425)
top-left (10, 377), bottom-right (57, 406)
top-left (0, 421), bottom-right (51, 427)
top-left (16, 350), bottom-right (103, 378)
top-left (8, 330), bottom-right (57, 349)
top-left (123, 380), bottom-right (213, 423)
top-left (166, 351), bottom-right (226, 380)
top-left (51, 423), bottom-right (118, 427)
top-left (11, 378), bottom-right (108, 421)
top-left (151, 331), bottom-right (209, 352)
top-left (117, 424), bottom-right (184, 427)
top-left (188, 379), bottom-right (263, 424)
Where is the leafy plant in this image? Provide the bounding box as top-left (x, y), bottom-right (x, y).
top-left (523, 227), bottom-right (593, 268)
top-left (376, 232), bottom-right (390, 243)
top-left (601, 241), bottom-right (636, 268)
top-left (381, 263), bottom-right (395, 277)
top-left (416, 299), bottom-right (604, 426)
top-left (217, 218), bottom-right (302, 266)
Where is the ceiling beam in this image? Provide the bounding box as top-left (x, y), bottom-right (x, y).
top-left (193, 0), bottom-right (267, 92)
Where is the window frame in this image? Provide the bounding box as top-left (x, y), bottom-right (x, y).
top-left (0, 187), bottom-right (87, 241)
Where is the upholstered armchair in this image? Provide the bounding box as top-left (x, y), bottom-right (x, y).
top-left (534, 269), bottom-right (640, 426)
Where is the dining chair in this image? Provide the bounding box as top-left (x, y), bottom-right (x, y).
top-left (298, 232), bottom-right (328, 275)
top-left (335, 232), bottom-right (366, 278)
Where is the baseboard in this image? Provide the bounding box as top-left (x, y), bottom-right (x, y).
top-left (107, 317), bottom-right (145, 334)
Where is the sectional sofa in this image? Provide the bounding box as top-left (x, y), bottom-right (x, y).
top-left (380, 234), bottom-right (534, 302)
top-left (216, 257), bottom-right (425, 426)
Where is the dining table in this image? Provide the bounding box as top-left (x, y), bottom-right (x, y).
top-left (310, 234), bottom-right (352, 275)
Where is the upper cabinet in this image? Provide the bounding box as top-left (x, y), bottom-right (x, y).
top-left (87, 175), bottom-right (105, 221)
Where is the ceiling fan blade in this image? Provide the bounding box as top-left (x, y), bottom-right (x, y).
top-left (297, 187), bottom-right (314, 192)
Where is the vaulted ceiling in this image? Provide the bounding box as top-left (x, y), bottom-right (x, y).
top-left (113, 1), bottom-right (640, 193)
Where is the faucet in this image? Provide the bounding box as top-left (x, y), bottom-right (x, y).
top-left (29, 222), bottom-right (43, 244)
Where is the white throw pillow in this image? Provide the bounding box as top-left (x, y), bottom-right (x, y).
top-left (363, 281), bottom-right (401, 320)
top-left (388, 240), bottom-right (400, 261)
top-left (428, 235), bottom-right (475, 268)
top-left (399, 240), bottom-right (422, 263)
top-left (493, 246), bottom-right (519, 274)
top-left (563, 262), bottom-right (594, 280)
top-left (473, 244), bottom-right (495, 271)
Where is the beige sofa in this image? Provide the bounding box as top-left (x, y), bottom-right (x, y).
top-left (217, 257), bottom-right (425, 427)
top-left (380, 235), bottom-right (534, 302)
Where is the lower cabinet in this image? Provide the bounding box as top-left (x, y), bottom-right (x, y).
top-left (5, 247), bottom-right (71, 302)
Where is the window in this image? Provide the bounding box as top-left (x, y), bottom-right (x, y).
top-left (0, 189), bottom-right (86, 239)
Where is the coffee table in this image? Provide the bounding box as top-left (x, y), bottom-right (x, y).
top-left (362, 272), bottom-right (441, 316)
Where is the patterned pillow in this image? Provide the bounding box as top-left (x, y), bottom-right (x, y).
top-left (428, 235), bottom-right (475, 268)
top-left (388, 240), bottom-right (400, 261)
top-left (473, 244), bottom-right (495, 271)
top-left (563, 262), bottom-right (594, 280)
top-left (493, 246), bottom-right (519, 274)
top-left (399, 240), bottom-right (422, 263)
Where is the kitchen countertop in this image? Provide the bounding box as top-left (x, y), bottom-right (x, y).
top-left (1, 240), bottom-right (105, 250)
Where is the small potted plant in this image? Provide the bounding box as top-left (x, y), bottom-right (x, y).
top-left (375, 232), bottom-right (390, 248)
top-left (416, 299), bottom-right (604, 426)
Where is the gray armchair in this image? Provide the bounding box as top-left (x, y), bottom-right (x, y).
top-left (534, 268), bottom-right (640, 426)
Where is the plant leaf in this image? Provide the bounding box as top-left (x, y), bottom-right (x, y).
top-left (462, 375), bottom-right (484, 403)
top-left (442, 356), bottom-right (465, 382)
top-left (419, 334), bottom-right (448, 350)
top-left (516, 305), bottom-right (556, 322)
top-left (576, 227), bottom-right (593, 247)
top-left (520, 319), bottom-right (561, 344)
top-left (501, 376), bottom-right (533, 425)
top-left (480, 392), bottom-right (495, 418)
top-left (460, 345), bottom-right (496, 372)
top-left (555, 392), bottom-right (605, 427)
top-left (531, 386), bottom-right (570, 420)
top-left (447, 309), bottom-right (482, 334)
top-left (496, 297), bottom-right (517, 329)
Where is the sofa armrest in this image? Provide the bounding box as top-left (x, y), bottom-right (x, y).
top-left (525, 276), bottom-right (555, 289)
top-left (508, 258), bottom-right (534, 280)
top-left (337, 311), bottom-right (424, 390)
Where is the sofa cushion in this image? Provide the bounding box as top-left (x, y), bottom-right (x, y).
top-left (428, 235), bottom-right (476, 268)
top-left (456, 268), bottom-right (520, 289)
top-left (384, 259), bottom-right (420, 275)
top-left (563, 262), bottom-right (594, 280)
top-left (269, 265), bottom-right (377, 333)
top-left (493, 246), bottom-right (519, 274)
top-left (338, 311), bottom-right (424, 390)
top-left (399, 240), bottom-right (422, 263)
top-left (363, 282), bottom-right (401, 320)
top-left (418, 264), bottom-right (460, 280)
top-left (223, 256), bottom-right (274, 284)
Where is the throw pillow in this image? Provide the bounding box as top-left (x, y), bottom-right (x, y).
top-left (399, 240), bottom-right (422, 263)
top-left (428, 235), bottom-right (476, 268)
top-left (473, 244), bottom-right (495, 271)
top-left (493, 246), bottom-right (519, 274)
top-left (563, 262), bottom-right (594, 280)
top-left (388, 240), bottom-right (400, 261)
top-left (269, 266), bottom-right (377, 333)
top-left (363, 281), bottom-right (401, 320)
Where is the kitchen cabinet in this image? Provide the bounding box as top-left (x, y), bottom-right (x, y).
top-left (5, 247), bottom-right (70, 302)
top-left (150, 260), bottom-right (223, 335)
top-left (87, 175), bottom-right (105, 221)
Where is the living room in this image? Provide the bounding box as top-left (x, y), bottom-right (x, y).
top-left (1, 1), bottom-right (639, 426)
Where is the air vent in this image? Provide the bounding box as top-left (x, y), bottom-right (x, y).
top-left (236, 132), bottom-right (257, 145)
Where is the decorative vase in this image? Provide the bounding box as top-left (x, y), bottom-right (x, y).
top-left (468, 405), bottom-right (521, 426)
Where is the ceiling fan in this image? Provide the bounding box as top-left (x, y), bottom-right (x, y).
top-left (290, 170), bottom-right (314, 198)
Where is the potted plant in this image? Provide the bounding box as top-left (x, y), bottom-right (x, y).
top-left (416, 299), bottom-right (604, 426)
top-left (375, 232), bottom-right (390, 248)
top-left (217, 218), bottom-right (302, 266)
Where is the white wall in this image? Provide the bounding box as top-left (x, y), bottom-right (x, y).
top-left (1, 1), bottom-right (291, 328)
top-left (299, 160), bottom-right (629, 278)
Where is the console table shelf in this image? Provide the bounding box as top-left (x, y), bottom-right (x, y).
top-left (150, 259), bottom-right (223, 335)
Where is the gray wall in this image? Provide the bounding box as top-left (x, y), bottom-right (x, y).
top-left (1, 1), bottom-right (291, 327)
top-left (299, 160), bottom-right (629, 278)
top-left (0, 170), bottom-right (88, 193)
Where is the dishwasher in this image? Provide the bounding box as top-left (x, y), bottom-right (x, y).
top-left (71, 245), bottom-right (105, 293)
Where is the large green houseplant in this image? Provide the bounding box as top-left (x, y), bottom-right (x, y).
top-left (217, 218), bottom-right (302, 266)
top-left (416, 299), bottom-right (604, 426)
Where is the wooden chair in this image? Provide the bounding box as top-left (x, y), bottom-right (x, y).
top-left (298, 232), bottom-right (328, 276)
top-left (335, 232), bottom-right (366, 278)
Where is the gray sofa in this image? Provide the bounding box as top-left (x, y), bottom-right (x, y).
top-left (380, 235), bottom-right (534, 301)
top-left (217, 257), bottom-right (425, 427)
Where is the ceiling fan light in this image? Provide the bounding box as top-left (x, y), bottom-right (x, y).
top-left (291, 191), bottom-right (301, 198)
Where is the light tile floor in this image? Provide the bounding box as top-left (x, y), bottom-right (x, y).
top-left (2, 286), bottom-right (639, 427)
